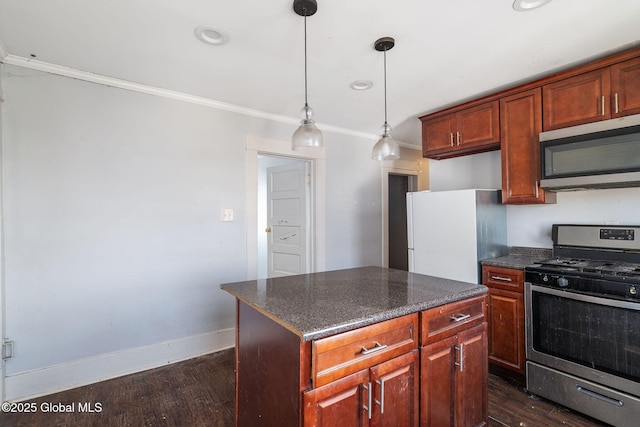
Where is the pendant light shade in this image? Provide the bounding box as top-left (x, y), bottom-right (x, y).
top-left (292, 0), bottom-right (323, 150)
top-left (372, 37), bottom-right (400, 161)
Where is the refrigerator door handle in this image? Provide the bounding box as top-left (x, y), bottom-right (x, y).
top-left (408, 248), bottom-right (414, 273)
top-left (406, 193), bottom-right (414, 250)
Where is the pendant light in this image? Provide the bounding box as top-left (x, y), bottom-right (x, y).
top-left (292, 0), bottom-right (323, 150)
top-left (371, 37), bottom-right (400, 161)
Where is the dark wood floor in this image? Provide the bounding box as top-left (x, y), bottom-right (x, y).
top-left (0, 348), bottom-right (609, 426)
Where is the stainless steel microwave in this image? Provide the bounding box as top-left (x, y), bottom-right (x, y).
top-left (539, 114), bottom-right (640, 191)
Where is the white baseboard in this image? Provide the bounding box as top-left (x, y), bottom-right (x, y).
top-left (4, 328), bottom-right (236, 402)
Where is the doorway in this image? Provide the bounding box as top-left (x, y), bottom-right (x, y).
top-left (245, 135), bottom-right (326, 281)
top-left (387, 173), bottom-right (418, 271)
top-left (257, 155), bottom-right (311, 278)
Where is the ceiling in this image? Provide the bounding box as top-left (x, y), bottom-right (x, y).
top-left (1, 0), bottom-right (639, 147)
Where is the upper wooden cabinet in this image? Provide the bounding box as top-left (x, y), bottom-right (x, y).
top-left (542, 68), bottom-right (610, 130)
top-left (611, 56), bottom-right (640, 117)
top-left (422, 101), bottom-right (500, 159)
top-left (500, 88), bottom-right (556, 204)
top-left (543, 56), bottom-right (640, 131)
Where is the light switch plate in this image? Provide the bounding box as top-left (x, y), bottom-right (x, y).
top-left (221, 208), bottom-right (234, 222)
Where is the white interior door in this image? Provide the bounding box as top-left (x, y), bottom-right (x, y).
top-left (267, 162), bottom-right (309, 277)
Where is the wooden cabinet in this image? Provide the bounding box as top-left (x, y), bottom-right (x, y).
top-left (305, 314), bottom-right (419, 426)
top-left (500, 88), bottom-right (556, 205)
top-left (422, 101), bottom-right (500, 159)
top-left (312, 313), bottom-right (418, 387)
top-left (482, 266), bottom-right (525, 377)
top-left (611, 56), bottom-right (640, 117)
top-left (304, 350), bottom-right (419, 426)
top-left (543, 56), bottom-right (640, 131)
top-left (234, 295), bottom-right (488, 426)
top-left (542, 68), bottom-right (610, 130)
top-left (420, 295), bottom-right (488, 427)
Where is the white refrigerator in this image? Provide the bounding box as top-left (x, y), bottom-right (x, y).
top-left (407, 189), bottom-right (507, 284)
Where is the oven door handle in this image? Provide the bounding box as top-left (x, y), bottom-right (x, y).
top-left (576, 385), bottom-right (624, 407)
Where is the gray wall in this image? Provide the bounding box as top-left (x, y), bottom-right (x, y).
top-left (0, 64), bottom-right (383, 397)
top-left (429, 150), bottom-right (640, 248)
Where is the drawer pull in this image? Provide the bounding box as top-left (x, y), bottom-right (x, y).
top-left (361, 342), bottom-right (388, 355)
top-left (450, 313), bottom-right (471, 322)
top-left (491, 275), bottom-right (512, 282)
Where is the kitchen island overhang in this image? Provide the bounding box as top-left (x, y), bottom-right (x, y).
top-left (221, 266), bottom-right (488, 342)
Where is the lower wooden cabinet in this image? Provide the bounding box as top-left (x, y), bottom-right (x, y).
top-left (235, 297), bottom-right (488, 426)
top-left (421, 322), bottom-right (488, 427)
top-left (482, 266), bottom-right (526, 377)
top-left (303, 350), bottom-right (419, 426)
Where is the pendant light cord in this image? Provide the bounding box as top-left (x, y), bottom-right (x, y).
top-left (383, 47), bottom-right (388, 125)
top-left (303, 12), bottom-right (309, 107)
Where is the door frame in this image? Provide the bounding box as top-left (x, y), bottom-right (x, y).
top-left (381, 161), bottom-right (421, 268)
top-left (246, 135), bottom-right (326, 280)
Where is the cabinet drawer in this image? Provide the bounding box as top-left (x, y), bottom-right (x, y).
top-left (312, 313), bottom-right (418, 387)
top-left (420, 296), bottom-right (486, 345)
top-left (482, 266), bottom-right (524, 292)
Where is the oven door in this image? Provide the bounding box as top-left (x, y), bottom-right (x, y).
top-left (525, 282), bottom-right (640, 397)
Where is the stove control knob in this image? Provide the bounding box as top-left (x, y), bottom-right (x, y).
top-left (630, 286), bottom-right (638, 296)
top-left (557, 277), bottom-right (569, 288)
top-left (542, 275), bottom-right (549, 282)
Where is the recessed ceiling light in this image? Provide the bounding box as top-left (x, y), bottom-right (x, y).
top-left (350, 80), bottom-right (373, 91)
top-left (194, 26), bottom-right (229, 46)
top-left (513, 0), bottom-right (552, 11)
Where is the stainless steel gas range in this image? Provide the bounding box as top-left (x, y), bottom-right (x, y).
top-left (525, 224), bottom-right (640, 427)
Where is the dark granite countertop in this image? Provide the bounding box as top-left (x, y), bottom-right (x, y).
top-left (221, 266), bottom-right (487, 342)
top-left (481, 246), bottom-right (551, 270)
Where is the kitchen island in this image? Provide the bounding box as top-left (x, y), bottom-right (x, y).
top-left (221, 266), bottom-right (489, 426)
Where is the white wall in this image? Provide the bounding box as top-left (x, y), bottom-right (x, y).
top-left (429, 150), bottom-right (640, 248)
top-left (0, 64), bottom-right (385, 400)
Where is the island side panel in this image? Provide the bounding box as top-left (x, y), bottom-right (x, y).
top-left (236, 300), bottom-right (311, 427)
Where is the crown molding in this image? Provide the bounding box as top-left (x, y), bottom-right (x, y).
top-left (0, 54), bottom-right (403, 143)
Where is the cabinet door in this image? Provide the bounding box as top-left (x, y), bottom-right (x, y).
top-left (455, 323), bottom-right (488, 427)
top-left (611, 56), bottom-right (640, 117)
top-left (500, 88), bottom-right (556, 205)
top-left (422, 114), bottom-right (456, 155)
top-left (370, 350), bottom-right (419, 427)
top-left (543, 68), bottom-right (611, 130)
top-left (487, 289), bottom-right (525, 374)
top-left (420, 335), bottom-right (456, 427)
top-left (456, 101), bottom-right (500, 149)
top-left (303, 369), bottom-right (370, 427)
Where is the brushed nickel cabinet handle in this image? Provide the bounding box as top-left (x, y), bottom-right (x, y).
top-left (375, 379), bottom-right (385, 414)
top-left (601, 95), bottom-right (606, 116)
top-left (450, 313), bottom-right (471, 322)
top-left (615, 93), bottom-right (619, 114)
top-left (450, 132), bottom-right (454, 147)
top-left (456, 131), bottom-right (461, 146)
top-left (491, 275), bottom-right (513, 282)
top-left (454, 343), bottom-right (464, 372)
top-left (361, 342), bottom-right (388, 355)
top-left (363, 382), bottom-right (372, 419)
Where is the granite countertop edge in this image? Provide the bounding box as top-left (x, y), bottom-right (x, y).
top-left (295, 286), bottom-right (487, 341)
top-left (222, 270), bottom-right (488, 342)
top-left (481, 246), bottom-right (552, 270)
